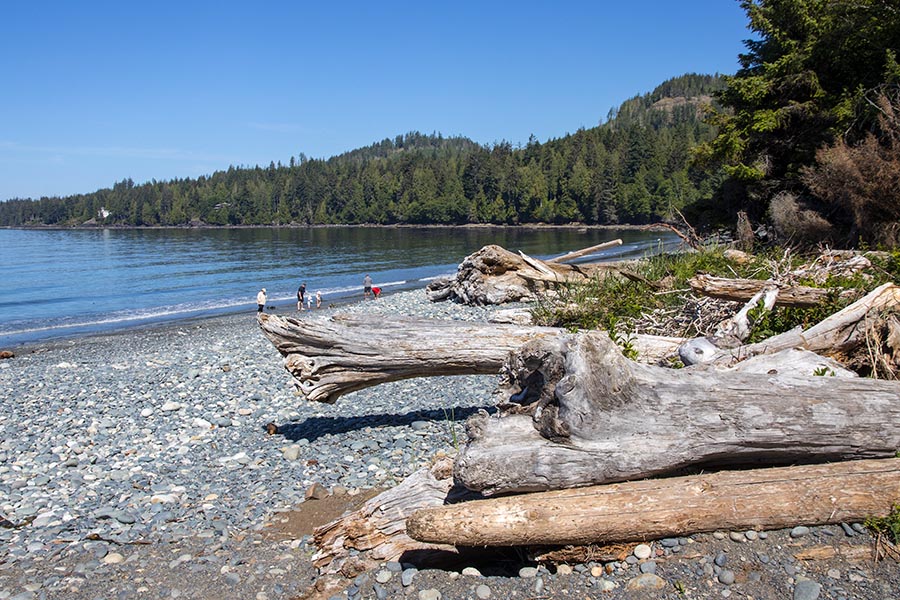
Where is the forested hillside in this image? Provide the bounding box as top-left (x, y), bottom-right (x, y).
top-left (0, 73), bottom-right (724, 227)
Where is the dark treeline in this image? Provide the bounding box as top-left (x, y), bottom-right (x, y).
top-left (0, 74), bottom-right (724, 228)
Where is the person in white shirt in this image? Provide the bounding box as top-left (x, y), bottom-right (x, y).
top-left (256, 288), bottom-right (267, 313)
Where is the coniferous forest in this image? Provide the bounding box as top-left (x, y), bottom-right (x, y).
top-left (4, 1), bottom-right (900, 246)
top-left (0, 74), bottom-right (725, 228)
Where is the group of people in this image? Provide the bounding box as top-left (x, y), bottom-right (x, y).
top-left (295, 282), bottom-right (322, 311)
top-left (256, 274), bottom-right (381, 313)
top-left (363, 274), bottom-right (381, 300)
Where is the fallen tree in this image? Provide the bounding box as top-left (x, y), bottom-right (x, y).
top-left (455, 329), bottom-right (900, 495)
top-left (258, 313), bottom-right (687, 403)
top-left (407, 458), bottom-right (900, 547)
top-left (688, 273), bottom-right (857, 307)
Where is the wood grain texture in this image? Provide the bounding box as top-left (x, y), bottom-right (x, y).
top-left (456, 329), bottom-right (900, 495)
top-left (409, 459), bottom-right (900, 546)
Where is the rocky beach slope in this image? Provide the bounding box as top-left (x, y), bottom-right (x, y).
top-left (0, 290), bottom-right (897, 600)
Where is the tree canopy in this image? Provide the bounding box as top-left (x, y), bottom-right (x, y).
top-left (0, 75), bottom-right (725, 228)
top-left (696, 0), bottom-right (900, 220)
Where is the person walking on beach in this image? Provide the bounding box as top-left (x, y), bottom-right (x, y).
top-left (297, 282), bottom-right (307, 311)
top-left (257, 288), bottom-right (267, 313)
top-left (363, 274), bottom-right (373, 299)
top-left (315, 290), bottom-right (322, 308)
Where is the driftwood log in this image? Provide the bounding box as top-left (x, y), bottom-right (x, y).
top-left (408, 458), bottom-right (900, 546)
top-left (257, 313), bottom-right (561, 403)
top-left (689, 273), bottom-right (856, 307)
top-left (258, 313), bottom-right (687, 403)
top-left (455, 329), bottom-right (900, 495)
top-left (683, 282), bottom-right (900, 366)
top-left (425, 244), bottom-right (619, 305)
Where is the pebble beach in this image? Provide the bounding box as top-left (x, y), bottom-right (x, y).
top-left (1, 289), bottom-right (898, 600)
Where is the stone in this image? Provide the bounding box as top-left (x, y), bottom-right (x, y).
top-left (518, 566), bottom-right (538, 578)
top-left (729, 531), bottom-right (745, 543)
top-left (461, 567), bottom-right (481, 577)
top-left (715, 552), bottom-right (728, 567)
top-left (401, 568), bottom-right (417, 587)
top-left (625, 573), bottom-right (666, 591)
top-left (633, 543), bottom-right (652, 559)
top-left (794, 578), bottom-right (822, 600)
top-left (790, 526), bottom-right (810, 538)
top-left (417, 590), bottom-right (441, 600)
top-left (375, 570), bottom-right (392, 584)
top-left (639, 561), bottom-right (657, 574)
top-left (556, 564), bottom-right (573, 575)
top-left (475, 584), bottom-right (491, 599)
top-left (718, 570), bottom-right (736, 585)
top-left (161, 402), bottom-right (182, 412)
top-left (102, 552), bottom-right (125, 564)
top-left (745, 530), bottom-right (758, 541)
top-left (282, 446), bottom-right (301, 461)
top-left (305, 483), bottom-right (329, 500)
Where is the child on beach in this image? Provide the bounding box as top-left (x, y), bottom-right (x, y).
top-left (372, 286), bottom-right (381, 299)
top-left (315, 290), bottom-right (322, 308)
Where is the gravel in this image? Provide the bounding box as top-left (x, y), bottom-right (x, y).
top-left (1, 289), bottom-right (898, 599)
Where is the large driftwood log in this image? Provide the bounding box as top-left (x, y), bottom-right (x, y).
top-left (425, 244), bottom-right (616, 305)
top-left (455, 329), bottom-right (900, 495)
top-left (689, 274), bottom-right (856, 307)
top-left (258, 313), bottom-right (561, 403)
top-left (689, 282), bottom-right (900, 367)
top-left (258, 313), bottom-right (687, 403)
top-left (408, 458), bottom-right (900, 546)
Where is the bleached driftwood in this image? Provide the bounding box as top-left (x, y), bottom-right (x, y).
top-left (714, 285), bottom-right (779, 343)
top-left (455, 329), bottom-right (900, 495)
top-left (690, 282), bottom-right (900, 367)
top-left (689, 273), bottom-right (856, 307)
top-left (408, 458), bottom-right (900, 546)
top-left (312, 458), bottom-right (469, 573)
top-left (258, 313), bottom-right (560, 403)
top-left (546, 239), bottom-right (622, 264)
top-left (425, 244), bottom-right (616, 305)
top-left (258, 313), bottom-right (686, 403)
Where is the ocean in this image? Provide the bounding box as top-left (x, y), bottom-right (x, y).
top-left (0, 226), bottom-right (679, 347)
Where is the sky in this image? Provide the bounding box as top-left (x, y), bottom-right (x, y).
top-left (0, 1), bottom-right (751, 201)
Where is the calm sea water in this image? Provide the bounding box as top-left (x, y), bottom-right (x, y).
top-left (0, 227), bottom-right (679, 347)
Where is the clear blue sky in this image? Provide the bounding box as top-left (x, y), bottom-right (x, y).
top-left (0, 1), bottom-right (750, 200)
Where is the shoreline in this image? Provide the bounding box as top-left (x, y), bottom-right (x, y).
top-left (2, 222), bottom-right (658, 232)
top-left (0, 284), bottom-right (413, 354)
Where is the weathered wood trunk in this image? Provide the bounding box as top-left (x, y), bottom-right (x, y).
top-left (258, 313), bottom-right (562, 403)
top-left (689, 273), bottom-right (856, 307)
top-left (258, 313), bottom-right (687, 403)
top-left (408, 458), bottom-right (900, 546)
top-left (312, 457), bottom-right (479, 573)
top-left (425, 244), bottom-right (616, 305)
top-left (455, 329), bottom-right (900, 495)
